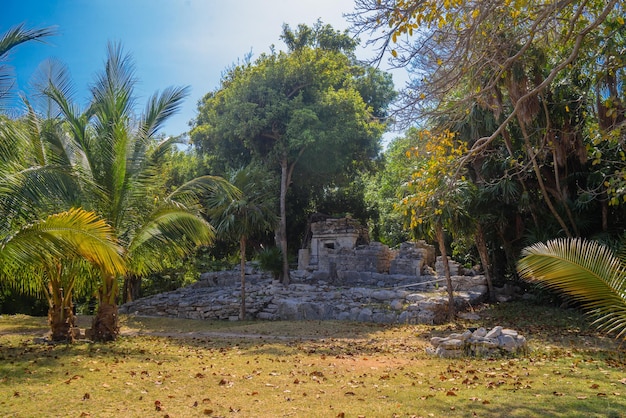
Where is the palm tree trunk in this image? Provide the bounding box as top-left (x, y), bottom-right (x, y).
top-left (122, 274), bottom-right (141, 303)
top-left (90, 274), bottom-right (119, 342)
top-left (435, 221), bottom-right (455, 321)
top-left (48, 286), bottom-right (75, 342)
top-left (239, 236), bottom-right (247, 321)
top-left (45, 263), bottom-right (76, 342)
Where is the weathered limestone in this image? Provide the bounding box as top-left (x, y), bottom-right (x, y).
top-left (428, 326), bottom-right (528, 358)
top-left (299, 218), bottom-right (436, 280)
top-left (120, 267), bottom-right (488, 325)
top-left (121, 218), bottom-right (493, 325)
top-left (390, 241), bottom-right (436, 276)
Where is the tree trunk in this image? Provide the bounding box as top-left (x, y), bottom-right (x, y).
top-left (518, 121), bottom-right (573, 237)
top-left (278, 157), bottom-right (291, 285)
top-left (435, 221), bottom-right (455, 321)
top-left (90, 275), bottom-right (119, 342)
top-left (475, 222), bottom-right (495, 302)
top-left (48, 287), bottom-right (75, 342)
top-left (122, 274), bottom-right (142, 303)
top-left (239, 236), bottom-right (247, 321)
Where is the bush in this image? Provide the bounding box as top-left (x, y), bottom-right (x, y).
top-left (256, 246), bottom-right (283, 280)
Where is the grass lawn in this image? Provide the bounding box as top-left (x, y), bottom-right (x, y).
top-left (1, 301), bottom-right (625, 417)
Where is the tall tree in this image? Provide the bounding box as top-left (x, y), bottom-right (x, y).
top-left (205, 164), bottom-right (277, 320)
top-left (351, 0), bottom-right (626, 271)
top-left (191, 22), bottom-right (392, 283)
top-left (399, 129), bottom-right (474, 320)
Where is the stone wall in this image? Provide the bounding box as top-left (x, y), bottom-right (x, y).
top-left (120, 268), bottom-right (488, 325)
top-left (319, 242), bottom-right (394, 274)
top-left (390, 241), bottom-right (436, 276)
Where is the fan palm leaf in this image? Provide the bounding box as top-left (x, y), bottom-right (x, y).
top-left (518, 238), bottom-right (626, 339)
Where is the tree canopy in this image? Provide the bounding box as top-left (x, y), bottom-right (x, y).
top-left (191, 21), bottom-right (394, 283)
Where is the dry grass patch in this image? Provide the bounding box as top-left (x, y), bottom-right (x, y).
top-left (1, 302), bottom-right (626, 417)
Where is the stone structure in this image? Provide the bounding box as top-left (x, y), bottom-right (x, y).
top-left (390, 241), bottom-right (436, 276)
top-left (120, 217), bottom-right (491, 325)
top-left (428, 326), bottom-right (528, 358)
top-left (120, 265), bottom-right (489, 325)
top-left (298, 217), bottom-right (436, 281)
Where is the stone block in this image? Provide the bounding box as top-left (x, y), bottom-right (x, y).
top-left (390, 299), bottom-right (404, 310)
top-left (357, 308), bottom-right (373, 322)
top-left (485, 326), bottom-right (502, 339)
top-left (472, 327), bottom-right (488, 338)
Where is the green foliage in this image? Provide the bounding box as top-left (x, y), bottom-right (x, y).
top-left (364, 130), bottom-right (421, 246)
top-left (518, 238), bottom-right (626, 339)
top-left (255, 246), bottom-right (283, 280)
top-left (191, 21), bottom-right (394, 283)
top-left (0, 287), bottom-right (47, 315)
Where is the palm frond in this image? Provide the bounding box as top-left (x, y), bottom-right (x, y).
top-left (140, 86), bottom-right (190, 138)
top-left (0, 165), bottom-right (81, 219)
top-left (126, 206), bottom-right (215, 275)
top-left (0, 208), bottom-right (126, 276)
top-left (518, 238), bottom-right (626, 338)
top-left (0, 24), bottom-right (56, 58)
top-left (0, 24), bottom-right (56, 108)
top-left (169, 175), bottom-right (241, 208)
top-left (30, 57), bottom-right (76, 119)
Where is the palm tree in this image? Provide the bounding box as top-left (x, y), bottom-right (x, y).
top-left (205, 164), bottom-right (277, 320)
top-left (1, 208), bottom-right (126, 341)
top-left (44, 43), bottom-right (236, 341)
top-left (517, 238), bottom-right (626, 340)
top-left (0, 25), bottom-right (116, 341)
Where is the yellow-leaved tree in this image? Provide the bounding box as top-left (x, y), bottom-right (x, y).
top-left (398, 129), bottom-right (474, 320)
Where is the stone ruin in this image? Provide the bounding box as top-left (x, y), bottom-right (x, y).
top-left (298, 216), bottom-right (444, 286)
top-left (121, 217), bottom-right (490, 325)
top-left (428, 326), bottom-right (528, 358)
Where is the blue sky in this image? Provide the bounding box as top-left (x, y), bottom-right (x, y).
top-left (3, 0), bottom-right (405, 139)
